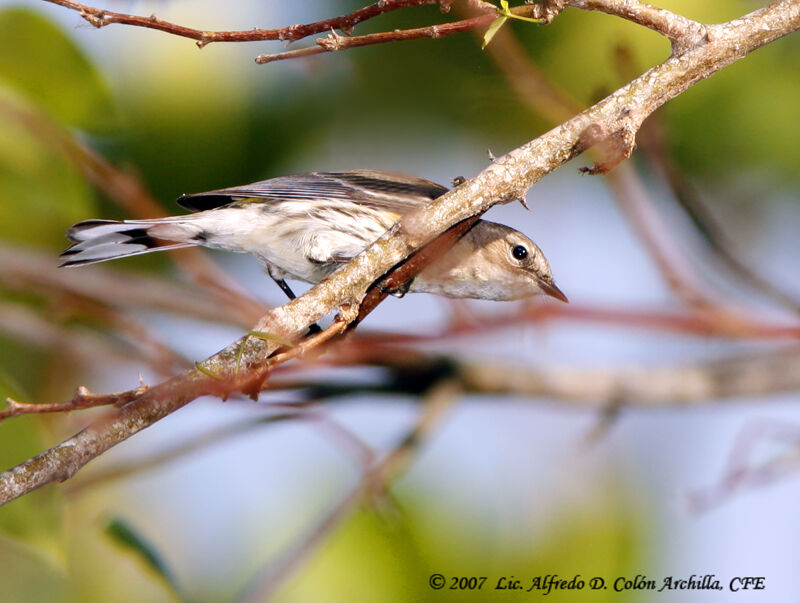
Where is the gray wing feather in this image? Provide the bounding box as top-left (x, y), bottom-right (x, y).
top-left (177, 170), bottom-right (449, 213)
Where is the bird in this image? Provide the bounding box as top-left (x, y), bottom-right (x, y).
top-left (60, 170), bottom-right (567, 303)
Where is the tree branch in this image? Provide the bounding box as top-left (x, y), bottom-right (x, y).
top-left (38, 0), bottom-right (793, 69)
top-left (543, 0), bottom-right (708, 54)
top-left (281, 343), bottom-right (800, 407)
top-left (456, 348), bottom-right (800, 405)
top-left (42, 0), bottom-right (441, 46)
top-left (256, 13), bottom-right (495, 64)
top-left (57, 345), bottom-right (800, 502)
top-left (1, 384), bottom-right (148, 422)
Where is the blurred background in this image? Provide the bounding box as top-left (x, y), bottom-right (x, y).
top-left (0, 0), bottom-right (799, 601)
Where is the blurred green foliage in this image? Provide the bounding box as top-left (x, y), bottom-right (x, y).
top-left (0, 8), bottom-right (115, 132)
top-left (0, 7), bottom-right (112, 247)
top-left (0, 93), bottom-right (95, 247)
top-left (276, 493), bottom-right (645, 603)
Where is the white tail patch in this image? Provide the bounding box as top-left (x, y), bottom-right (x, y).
top-left (60, 219), bottom-right (198, 267)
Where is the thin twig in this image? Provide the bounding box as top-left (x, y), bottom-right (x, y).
top-left (355, 301), bottom-right (800, 345)
top-left (256, 13), bottom-right (495, 64)
top-left (254, 46), bottom-right (327, 65)
top-left (42, 0), bottom-right (440, 46)
top-left (43, 0), bottom-right (712, 63)
top-left (352, 215), bottom-right (483, 326)
top-left (314, 14), bottom-right (493, 52)
top-left (1, 384), bottom-right (148, 422)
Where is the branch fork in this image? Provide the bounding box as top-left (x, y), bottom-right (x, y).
top-left (526, 0), bottom-right (709, 55)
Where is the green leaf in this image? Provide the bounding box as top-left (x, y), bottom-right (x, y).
top-left (234, 330), bottom-right (295, 375)
top-left (105, 518), bottom-right (182, 599)
top-left (246, 330), bottom-right (296, 348)
top-left (0, 7), bottom-right (116, 132)
top-left (482, 16), bottom-right (508, 49)
top-left (483, 1), bottom-right (544, 49)
top-left (194, 361), bottom-right (224, 380)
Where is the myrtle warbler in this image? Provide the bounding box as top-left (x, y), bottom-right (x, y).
top-left (60, 170), bottom-right (567, 302)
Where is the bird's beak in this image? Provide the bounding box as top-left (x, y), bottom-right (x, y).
top-left (537, 278), bottom-right (569, 303)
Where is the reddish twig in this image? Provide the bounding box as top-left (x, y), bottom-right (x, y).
top-left (0, 384), bottom-right (148, 422)
top-left (256, 13), bottom-right (495, 64)
top-left (43, 0), bottom-right (712, 62)
top-left (353, 215), bottom-right (483, 326)
top-left (354, 300), bottom-right (800, 347)
top-left (43, 0), bottom-right (440, 46)
top-left (315, 13), bottom-right (493, 51)
top-left (41, 0), bottom-right (504, 65)
top-left (37, 0), bottom-right (758, 73)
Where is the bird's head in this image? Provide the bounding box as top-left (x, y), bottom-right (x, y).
top-left (412, 221), bottom-right (568, 302)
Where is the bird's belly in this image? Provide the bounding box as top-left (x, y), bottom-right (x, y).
top-left (238, 231), bottom-right (323, 283)
top-left (191, 208), bottom-right (318, 282)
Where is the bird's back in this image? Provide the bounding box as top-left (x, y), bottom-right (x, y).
top-left (177, 170), bottom-right (449, 213)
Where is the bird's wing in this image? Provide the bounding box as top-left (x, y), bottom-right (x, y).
top-left (177, 170), bottom-right (449, 213)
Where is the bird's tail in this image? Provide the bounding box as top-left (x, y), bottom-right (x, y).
top-left (59, 218), bottom-right (197, 267)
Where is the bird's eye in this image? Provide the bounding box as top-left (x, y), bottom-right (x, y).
top-left (511, 245), bottom-right (528, 261)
